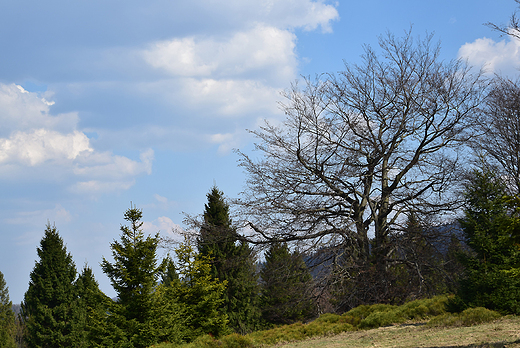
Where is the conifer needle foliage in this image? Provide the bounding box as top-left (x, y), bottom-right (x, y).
top-left (21, 224), bottom-right (81, 348)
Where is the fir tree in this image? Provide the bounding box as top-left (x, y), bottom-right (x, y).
top-left (160, 256), bottom-right (179, 287)
top-left (454, 169), bottom-right (520, 313)
top-left (172, 241), bottom-right (228, 341)
top-left (101, 206), bottom-right (167, 348)
top-left (197, 186), bottom-right (261, 334)
top-left (21, 224), bottom-right (81, 348)
top-left (260, 242), bottom-right (315, 325)
top-left (76, 265), bottom-right (122, 347)
top-left (0, 270), bottom-right (16, 348)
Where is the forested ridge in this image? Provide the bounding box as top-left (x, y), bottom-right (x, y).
top-left (3, 9), bottom-right (520, 347)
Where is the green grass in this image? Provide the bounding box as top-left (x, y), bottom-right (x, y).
top-left (150, 296), bottom-right (504, 348)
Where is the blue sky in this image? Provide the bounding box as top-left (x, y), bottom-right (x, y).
top-left (1, 0), bottom-right (519, 303)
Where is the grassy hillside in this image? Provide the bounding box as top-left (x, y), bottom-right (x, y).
top-left (150, 296), bottom-right (519, 348)
top-left (274, 316), bottom-right (520, 348)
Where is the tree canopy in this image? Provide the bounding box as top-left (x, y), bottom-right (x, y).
top-left (237, 31), bottom-right (485, 306)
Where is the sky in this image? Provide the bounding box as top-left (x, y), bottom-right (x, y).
top-left (1, 0), bottom-right (520, 304)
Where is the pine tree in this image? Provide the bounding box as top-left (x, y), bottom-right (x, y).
top-left (260, 242), bottom-right (315, 325)
top-left (21, 223), bottom-right (81, 348)
top-left (0, 270), bottom-right (16, 348)
top-left (454, 169), bottom-right (520, 313)
top-left (101, 206), bottom-right (166, 348)
top-left (197, 186), bottom-right (261, 333)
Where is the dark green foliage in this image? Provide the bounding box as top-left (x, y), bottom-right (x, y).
top-left (455, 170), bottom-right (520, 314)
top-left (21, 224), bottom-right (82, 348)
top-left (75, 265), bottom-right (124, 347)
top-left (160, 256), bottom-right (179, 287)
top-left (101, 206), bottom-right (167, 347)
top-left (197, 187), bottom-right (261, 334)
top-left (0, 270), bottom-right (16, 348)
top-left (260, 242), bottom-right (316, 325)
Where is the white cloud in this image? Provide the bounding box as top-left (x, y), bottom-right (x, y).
top-left (0, 129), bottom-right (92, 166)
top-left (458, 36), bottom-right (520, 76)
top-left (0, 83), bottom-right (154, 193)
top-left (143, 24), bottom-right (298, 84)
top-left (260, 0), bottom-right (339, 32)
top-left (207, 0), bottom-right (339, 33)
top-left (154, 194), bottom-right (169, 204)
top-left (73, 149), bottom-right (154, 179)
top-left (142, 216), bottom-right (182, 236)
top-left (0, 84), bottom-right (79, 135)
top-left (178, 78), bottom-right (282, 116)
top-left (209, 131), bottom-right (249, 155)
top-left (70, 180), bottom-right (136, 195)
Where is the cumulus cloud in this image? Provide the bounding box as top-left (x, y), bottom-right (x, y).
top-left (458, 36), bottom-right (520, 76)
top-left (0, 83), bottom-right (154, 193)
top-left (143, 24), bottom-right (298, 84)
top-left (0, 84), bottom-right (78, 136)
top-left (142, 216), bottom-right (182, 236)
top-left (0, 129), bottom-right (92, 166)
top-left (178, 78), bottom-right (282, 116)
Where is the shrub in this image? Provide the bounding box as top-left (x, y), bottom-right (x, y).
top-left (428, 307), bottom-right (501, 327)
top-left (346, 295), bottom-right (450, 329)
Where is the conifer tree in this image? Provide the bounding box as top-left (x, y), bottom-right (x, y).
top-left (171, 241), bottom-right (228, 341)
top-left (76, 265), bottom-right (122, 347)
top-left (101, 206), bottom-right (166, 347)
top-left (0, 270), bottom-right (16, 348)
top-left (21, 224), bottom-right (81, 348)
top-left (454, 170), bottom-right (520, 313)
top-left (260, 242), bottom-right (315, 325)
top-left (160, 256), bottom-right (179, 287)
top-left (197, 186), bottom-right (261, 333)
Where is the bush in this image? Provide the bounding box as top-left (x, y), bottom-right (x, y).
top-left (345, 296), bottom-right (450, 329)
top-left (428, 307), bottom-right (501, 327)
top-left (220, 333), bottom-right (254, 348)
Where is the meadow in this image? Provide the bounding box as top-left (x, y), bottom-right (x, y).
top-left (151, 295), bottom-right (520, 348)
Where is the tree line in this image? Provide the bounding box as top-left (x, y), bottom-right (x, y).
top-left (2, 22), bottom-right (520, 347)
top-left (0, 187), bottom-right (316, 347)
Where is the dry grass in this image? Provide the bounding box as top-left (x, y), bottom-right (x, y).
top-left (271, 316), bottom-right (520, 348)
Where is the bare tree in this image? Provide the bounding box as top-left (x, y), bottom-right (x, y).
top-left (473, 76), bottom-right (520, 194)
top-left (235, 31), bottom-right (486, 307)
top-left (486, 0), bottom-right (520, 39)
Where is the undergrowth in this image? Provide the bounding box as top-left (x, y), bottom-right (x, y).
top-left (150, 295), bottom-right (503, 348)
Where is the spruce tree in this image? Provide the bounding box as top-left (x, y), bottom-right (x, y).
top-left (454, 169), bottom-right (520, 313)
top-left (0, 270), bottom-right (16, 348)
top-left (76, 265), bottom-right (122, 347)
top-left (171, 241), bottom-right (228, 341)
top-left (260, 242), bottom-right (315, 325)
top-left (21, 223), bottom-right (81, 348)
top-left (160, 256), bottom-right (179, 287)
top-left (197, 186), bottom-right (261, 334)
top-left (101, 206), bottom-right (166, 347)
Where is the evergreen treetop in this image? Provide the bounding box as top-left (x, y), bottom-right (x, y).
top-left (21, 223), bottom-right (81, 348)
top-left (197, 186), bottom-right (261, 334)
top-left (101, 206), bottom-right (167, 347)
